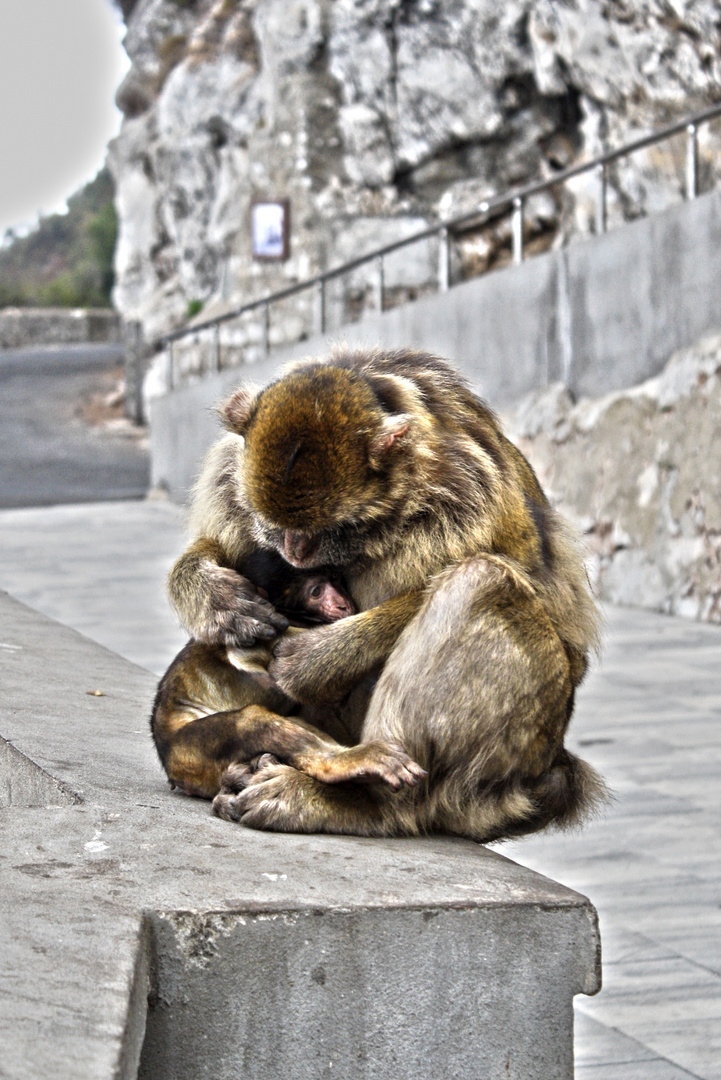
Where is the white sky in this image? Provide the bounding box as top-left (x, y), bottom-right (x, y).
top-left (0, 0), bottom-right (130, 237)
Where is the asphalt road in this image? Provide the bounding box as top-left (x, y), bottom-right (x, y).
top-left (0, 344), bottom-right (150, 507)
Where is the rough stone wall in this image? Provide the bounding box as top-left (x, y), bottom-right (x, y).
top-left (507, 332), bottom-right (721, 623)
top-left (0, 308), bottom-right (122, 350)
top-left (109, 0), bottom-right (721, 345)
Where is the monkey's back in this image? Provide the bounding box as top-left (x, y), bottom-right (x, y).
top-left (151, 640), bottom-right (293, 762)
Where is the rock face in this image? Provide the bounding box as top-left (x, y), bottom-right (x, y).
top-left (109, 0), bottom-right (721, 343)
top-left (506, 333), bottom-right (721, 624)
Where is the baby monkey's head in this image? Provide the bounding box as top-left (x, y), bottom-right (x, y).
top-left (242, 548), bottom-right (355, 625)
top-left (280, 571), bottom-right (355, 624)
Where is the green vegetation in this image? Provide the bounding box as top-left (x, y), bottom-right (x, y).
top-left (0, 167), bottom-right (118, 309)
top-left (186, 299), bottom-right (205, 319)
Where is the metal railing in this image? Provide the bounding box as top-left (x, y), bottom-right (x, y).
top-left (161, 101), bottom-right (721, 385)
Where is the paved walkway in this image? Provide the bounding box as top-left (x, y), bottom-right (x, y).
top-left (0, 500), bottom-right (719, 1079)
top-left (0, 500), bottom-right (186, 676)
top-left (0, 345), bottom-right (149, 508)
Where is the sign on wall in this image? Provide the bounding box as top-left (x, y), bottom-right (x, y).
top-left (251, 199), bottom-right (290, 261)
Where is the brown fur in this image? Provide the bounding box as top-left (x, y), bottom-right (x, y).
top-left (153, 562), bottom-right (425, 798)
top-left (166, 347), bottom-right (607, 840)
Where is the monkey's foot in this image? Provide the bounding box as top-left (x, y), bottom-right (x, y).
top-left (212, 758), bottom-right (389, 834)
top-left (213, 759), bottom-right (316, 829)
top-left (211, 760), bottom-right (255, 820)
top-left (302, 741), bottom-right (426, 791)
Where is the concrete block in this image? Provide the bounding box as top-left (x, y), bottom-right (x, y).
top-left (0, 591), bottom-right (601, 1080)
top-left (0, 736), bottom-right (79, 807)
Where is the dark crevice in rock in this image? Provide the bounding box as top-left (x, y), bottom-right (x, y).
top-left (392, 78), bottom-right (584, 203)
top-left (206, 116), bottom-right (230, 152)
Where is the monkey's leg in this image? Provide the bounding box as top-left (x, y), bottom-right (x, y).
top-left (224, 557), bottom-right (600, 839)
top-left (212, 758), bottom-right (421, 836)
top-left (164, 706), bottom-right (423, 801)
top-left (363, 556), bottom-right (606, 841)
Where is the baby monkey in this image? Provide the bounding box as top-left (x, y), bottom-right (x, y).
top-left (241, 549), bottom-right (354, 626)
top-left (153, 551), bottom-right (421, 803)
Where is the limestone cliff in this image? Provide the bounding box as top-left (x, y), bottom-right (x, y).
top-left (109, 0), bottom-right (721, 341)
top-left (507, 333), bottom-right (721, 624)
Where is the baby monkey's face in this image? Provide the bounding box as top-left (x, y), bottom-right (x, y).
top-left (292, 573), bottom-right (356, 623)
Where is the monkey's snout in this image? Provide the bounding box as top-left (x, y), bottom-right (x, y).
top-left (284, 530), bottom-right (319, 564)
top-left (326, 597), bottom-right (353, 621)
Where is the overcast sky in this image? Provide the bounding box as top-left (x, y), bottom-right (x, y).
top-left (0, 0), bottom-right (129, 237)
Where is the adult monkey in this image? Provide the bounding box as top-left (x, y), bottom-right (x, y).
top-left (168, 348), bottom-right (606, 840)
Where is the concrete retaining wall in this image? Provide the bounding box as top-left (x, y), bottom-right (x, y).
top-left (0, 307), bottom-right (122, 349)
top-left (0, 591), bottom-right (600, 1080)
top-left (150, 186), bottom-right (721, 502)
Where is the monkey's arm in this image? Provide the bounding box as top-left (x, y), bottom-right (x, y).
top-left (167, 435), bottom-right (289, 646)
top-left (269, 591), bottom-right (425, 704)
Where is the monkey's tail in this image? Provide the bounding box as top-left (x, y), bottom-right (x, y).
top-left (486, 749), bottom-right (610, 843)
top-left (528, 748), bottom-right (611, 832)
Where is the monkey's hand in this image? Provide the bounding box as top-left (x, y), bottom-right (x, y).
top-left (269, 592), bottom-right (424, 704)
top-left (174, 558), bottom-right (289, 646)
top-left (269, 625), bottom-right (343, 703)
top-left (169, 537), bottom-right (289, 646)
top-left (200, 565), bottom-right (290, 646)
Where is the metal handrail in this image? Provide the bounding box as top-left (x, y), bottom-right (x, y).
top-left (161, 101), bottom-right (721, 364)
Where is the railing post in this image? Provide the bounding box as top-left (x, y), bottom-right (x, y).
top-left (686, 123), bottom-right (698, 199)
top-left (212, 323), bottom-right (220, 373)
top-left (595, 162), bottom-right (607, 234)
top-left (438, 227), bottom-right (451, 292)
top-left (123, 319), bottom-right (144, 423)
top-left (376, 255), bottom-right (385, 312)
top-left (154, 106), bottom-right (721, 380)
top-left (511, 197), bottom-right (523, 265)
top-left (317, 278), bottom-right (326, 335)
top-left (262, 303), bottom-right (270, 358)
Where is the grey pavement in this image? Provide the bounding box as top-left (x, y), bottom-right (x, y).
top-left (0, 500), bottom-right (186, 675)
top-left (0, 500), bottom-right (719, 1078)
top-left (0, 345), bottom-right (149, 507)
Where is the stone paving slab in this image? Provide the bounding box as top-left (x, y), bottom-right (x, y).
top-left (0, 500), bottom-right (719, 1078)
top-left (574, 1012), bottom-right (701, 1078)
top-left (502, 609), bottom-right (721, 1080)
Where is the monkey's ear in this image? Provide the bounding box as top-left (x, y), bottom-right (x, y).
top-left (368, 414), bottom-right (410, 468)
top-left (218, 385), bottom-right (259, 434)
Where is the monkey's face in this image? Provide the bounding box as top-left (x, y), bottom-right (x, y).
top-left (224, 367), bottom-right (410, 568)
top-left (294, 574), bottom-right (356, 623)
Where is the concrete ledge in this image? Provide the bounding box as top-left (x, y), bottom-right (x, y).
top-left (0, 591), bottom-right (601, 1080)
top-left (0, 737), bottom-right (80, 807)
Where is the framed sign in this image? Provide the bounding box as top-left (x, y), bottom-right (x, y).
top-left (251, 199), bottom-right (290, 261)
